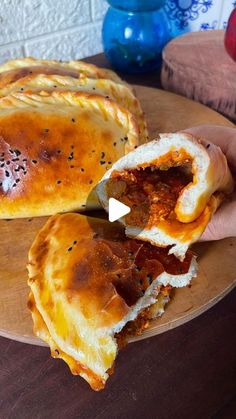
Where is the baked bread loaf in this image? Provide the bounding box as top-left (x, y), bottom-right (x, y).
top-left (0, 74), bottom-right (147, 143)
top-left (97, 132), bottom-right (234, 259)
top-left (27, 213), bottom-right (197, 390)
top-left (0, 57), bottom-right (125, 87)
top-left (0, 90), bottom-right (139, 218)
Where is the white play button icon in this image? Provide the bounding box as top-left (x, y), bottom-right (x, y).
top-left (108, 198), bottom-right (131, 222)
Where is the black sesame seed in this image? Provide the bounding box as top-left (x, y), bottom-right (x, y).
top-left (92, 150), bottom-right (95, 153)
top-left (23, 171), bottom-right (27, 175)
top-left (16, 179), bottom-right (20, 183)
top-left (70, 165), bottom-right (74, 168)
top-left (116, 273), bottom-right (121, 278)
top-left (73, 240), bottom-right (77, 245)
top-left (57, 180), bottom-right (61, 184)
top-left (0, 163), bottom-right (4, 168)
top-left (81, 168), bottom-right (84, 172)
top-left (92, 87), bottom-right (96, 90)
top-left (0, 158), bottom-right (4, 162)
top-left (44, 129), bottom-right (49, 133)
top-left (0, 182), bottom-right (2, 186)
top-left (105, 96), bottom-right (109, 99)
top-left (89, 180), bottom-right (93, 184)
top-left (32, 160), bottom-right (37, 164)
top-left (206, 144), bottom-right (210, 149)
top-left (54, 85), bottom-right (57, 88)
top-left (100, 160), bottom-right (106, 165)
top-left (68, 151), bottom-right (74, 161)
top-left (12, 183), bottom-right (16, 187)
top-left (124, 136), bottom-right (128, 141)
top-left (20, 87), bottom-right (24, 91)
top-left (28, 219), bottom-right (32, 222)
top-left (68, 247), bottom-right (72, 252)
top-left (82, 204), bottom-right (86, 208)
top-left (14, 167), bottom-right (20, 172)
top-left (5, 170), bottom-right (9, 177)
top-left (12, 158), bottom-right (19, 162)
top-left (113, 142), bottom-right (116, 146)
top-left (22, 159), bottom-right (27, 162)
top-left (108, 161), bottom-right (112, 165)
top-left (0, 152), bottom-right (5, 156)
top-left (101, 151), bottom-right (105, 159)
top-left (57, 150), bottom-right (61, 154)
top-left (14, 149), bottom-right (21, 156)
top-left (134, 145), bottom-right (138, 149)
top-left (71, 118), bottom-right (75, 123)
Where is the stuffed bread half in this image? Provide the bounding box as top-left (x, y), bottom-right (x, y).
top-left (97, 133), bottom-right (234, 260)
top-left (27, 213), bottom-right (197, 390)
top-left (0, 91), bottom-right (139, 218)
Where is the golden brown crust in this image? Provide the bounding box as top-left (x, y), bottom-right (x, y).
top-left (0, 91), bottom-right (139, 218)
top-left (27, 213), bottom-right (193, 389)
top-left (0, 57), bottom-right (125, 86)
top-left (0, 65), bottom-right (80, 88)
top-left (0, 74), bottom-right (148, 143)
top-left (28, 292), bottom-right (106, 390)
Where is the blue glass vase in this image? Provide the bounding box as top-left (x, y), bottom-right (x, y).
top-left (102, 0), bottom-right (171, 74)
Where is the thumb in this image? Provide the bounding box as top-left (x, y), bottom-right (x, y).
top-left (200, 192), bottom-right (236, 241)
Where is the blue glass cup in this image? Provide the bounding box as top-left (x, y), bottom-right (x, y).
top-left (102, 0), bottom-right (171, 74)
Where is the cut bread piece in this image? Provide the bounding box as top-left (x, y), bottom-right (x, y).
top-left (97, 132), bottom-right (234, 260)
top-left (27, 213), bottom-right (197, 390)
top-left (0, 74), bottom-right (147, 144)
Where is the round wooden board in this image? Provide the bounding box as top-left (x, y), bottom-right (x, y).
top-left (0, 86), bottom-right (235, 346)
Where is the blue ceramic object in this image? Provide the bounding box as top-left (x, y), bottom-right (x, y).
top-left (102, 0), bottom-right (171, 74)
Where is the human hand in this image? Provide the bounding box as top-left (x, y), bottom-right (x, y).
top-left (183, 125), bottom-right (236, 241)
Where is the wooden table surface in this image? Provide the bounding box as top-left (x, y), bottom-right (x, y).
top-left (1, 54), bottom-right (236, 419)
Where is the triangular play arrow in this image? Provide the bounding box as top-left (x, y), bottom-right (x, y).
top-left (108, 198), bottom-right (131, 222)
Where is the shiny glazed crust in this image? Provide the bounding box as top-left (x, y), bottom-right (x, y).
top-left (0, 57), bottom-right (126, 86)
top-left (0, 74), bottom-right (148, 144)
top-left (0, 90), bottom-right (139, 218)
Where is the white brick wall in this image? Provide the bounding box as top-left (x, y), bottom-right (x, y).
top-left (0, 0), bottom-right (234, 65)
top-left (0, 0), bottom-right (108, 63)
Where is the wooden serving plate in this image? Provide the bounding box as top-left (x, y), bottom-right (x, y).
top-left (0, 86), bottom-right (235, 345)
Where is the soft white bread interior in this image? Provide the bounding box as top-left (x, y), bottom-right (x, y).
top-left (97, 133), bottom-right (234, 260)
